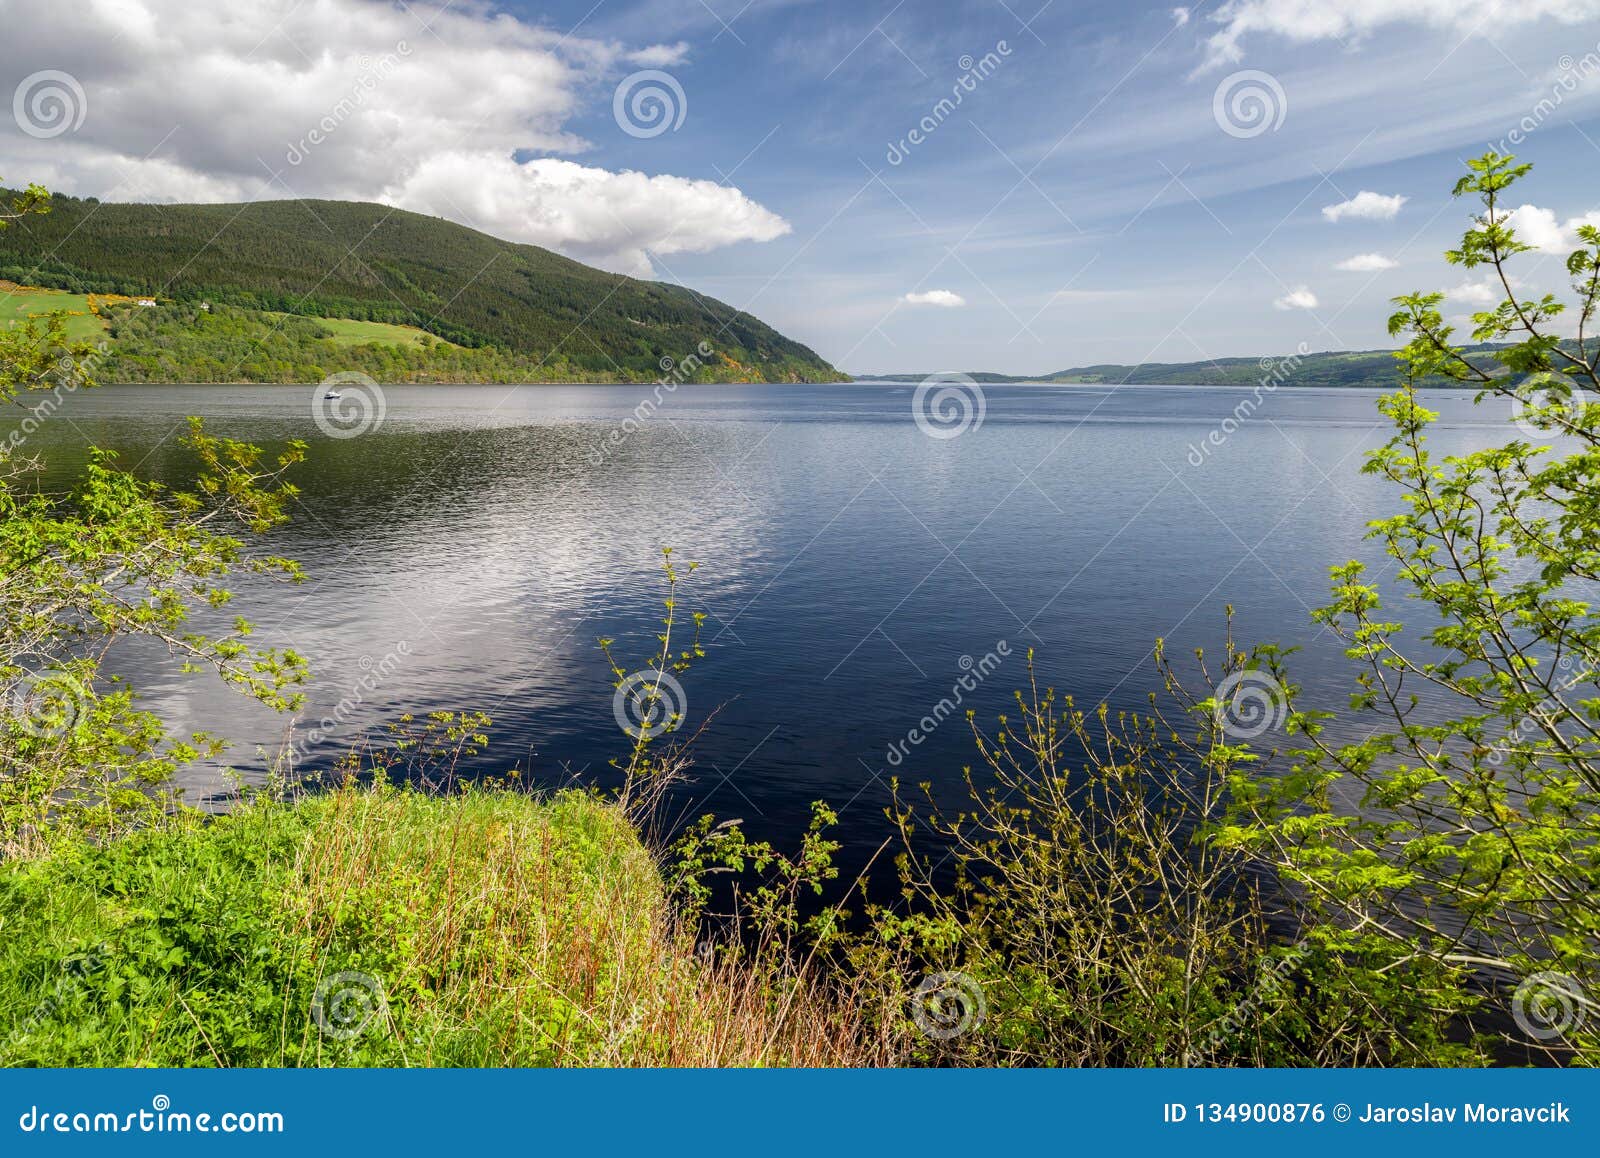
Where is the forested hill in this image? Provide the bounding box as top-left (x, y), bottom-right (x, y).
top-left (865, 348), bottom-right (1521, 389)
top-left (0, 191), bottom-right (841, 382)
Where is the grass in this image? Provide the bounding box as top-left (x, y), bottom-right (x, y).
top-left (0, 285), bottom-right (107, 343)
top-left (0, 286), bottom-right (449, 355)
top-left (293, 314), bottom-right (457, 349)
top-left (0, 783), bottom-right (869, 1067)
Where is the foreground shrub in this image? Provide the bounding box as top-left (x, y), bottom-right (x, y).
top-left (1208, 152), bottom-right (1600, 1065)
top-left (842, 656), bottom-right (1477, 1067)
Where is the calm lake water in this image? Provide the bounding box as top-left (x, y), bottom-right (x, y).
top-left (17, 380), bottom-right (1525, 871)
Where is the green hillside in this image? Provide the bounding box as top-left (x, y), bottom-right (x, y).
top-left (1039, 349), bottom-right (1466, 388)
top-left (866, 347), bottom-right (1528, 389)
top-left (0, 191), bottom-right (841, 383)
top-left (93, 301), bottom-right (658, 385)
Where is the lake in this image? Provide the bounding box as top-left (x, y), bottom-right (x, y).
top-left (16, 380), bottom-right (1523, 873)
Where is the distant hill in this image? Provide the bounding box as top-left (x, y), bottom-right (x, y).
top-left (0, 191), bottom-right (841, 383)
top-left (863, 347), bottom-right (1524, 390)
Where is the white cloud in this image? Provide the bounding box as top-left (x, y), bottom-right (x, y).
top-left (1274, 285), bottom-right (1318, 310)
top-left (903, 290), bottom-right (967, 307)
top-left (1203, 0), bottom-right (1600, 67)
top-left (1335, 252), bottom-right (1397, 271)
top-left (1171, 7), bottom-right (1191, 26)
top-left (1322, 191), bottom-right (1407, 222)
top-left (625, 42), bottom-right (692, 68)
top-left (391, 154), bottom-right (789, 278)
top-left (1501, 204), bottom-right (1568, 252)
top-left (1449, 278), bottom-right (1502, 306)
top-left (0, 0), bottom-right (786, 277)
top-left (1493, 204), bottom-right (1600, 254)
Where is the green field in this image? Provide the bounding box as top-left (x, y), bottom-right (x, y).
top-left (294, 314), bottom-right (456, 349)
top-left (254, 315), bottom-right (457, 350)
top-left (0, 286), bottom-right (108, 343)
top-left (2, 291), bottom-right (446, 351)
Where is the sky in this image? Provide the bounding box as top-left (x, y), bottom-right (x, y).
top-left (3, 0), bottom-right (1600, 374)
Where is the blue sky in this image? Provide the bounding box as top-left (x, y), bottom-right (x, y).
top-left (546, 0), bottom-right (1600, 372)
top-left (6, 0), bottom-right (1600, 373)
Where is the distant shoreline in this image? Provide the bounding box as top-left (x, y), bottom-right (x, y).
top-left (94, 378), bottom-right (863, 388)
top-left (91, 377), bottom-right (1459, 389)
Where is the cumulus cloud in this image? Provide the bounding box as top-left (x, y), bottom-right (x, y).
top-left (1504, 205), bottom-right (1568, 252)
top-left (1335, 252), bottom-right (1397, 271)
top-left (1322, 191), bottom-right (1407, 222)
top-left (1493, 204), bottom-right (1600, 254)
top-left (903, 289), bottom-right (967, 308)
top-left (1203, 0), bottom-right (1600, 67)
top-left (1273, 285), bottom-right (1318, 310)
top-left (0, 0), bottom-right (786, 277)
top-left (392, 154), bottom-right (789, 277)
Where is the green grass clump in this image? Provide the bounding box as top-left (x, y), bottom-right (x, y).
top-left (0, 785), bottom-right (704, 1066)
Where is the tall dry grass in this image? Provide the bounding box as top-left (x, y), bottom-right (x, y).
top-left (283, 783), bottom-right (885, 1066)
